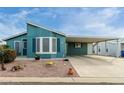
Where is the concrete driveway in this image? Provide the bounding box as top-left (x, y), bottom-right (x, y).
top-left (68, 55), bottom-right (124, 77)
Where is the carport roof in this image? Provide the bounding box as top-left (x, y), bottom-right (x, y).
top-left (66, 35), bottom-right (119, 43)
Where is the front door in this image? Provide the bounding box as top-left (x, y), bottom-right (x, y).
top-left (14, 41), bottom-right (21, 56)
top-left (22, 39), bottom-right (27, 56)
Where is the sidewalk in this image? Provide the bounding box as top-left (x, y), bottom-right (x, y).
top-left (1, 77), bottom-right (124, 84)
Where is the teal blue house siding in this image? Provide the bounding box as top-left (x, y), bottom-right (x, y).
top-left (6, 34), bottom-right (27, 56)
top-left (5, 23), bottom-right (66, 58)
top-left (67, 42), bottom-right (87, 56)
top-left (27, 23), bottom-right (66, 58)
top-left (52, 33), bottom-right (66, 58)
top-left (27, 24), bottom-right (52, 58)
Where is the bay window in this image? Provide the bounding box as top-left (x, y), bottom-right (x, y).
top-left (42, 38), bottom-right (50, 52)
top-left (52, 38), bottom-right (57, 52)
top-left (36, 37), bottom-right (57, 54)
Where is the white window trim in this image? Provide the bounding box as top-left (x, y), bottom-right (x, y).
top-left (36, 37), bottom-right (57, 54)
top-left (51, 37), bottom-right (57, 53)
top-left (36, 37), bottom-right (41, 54)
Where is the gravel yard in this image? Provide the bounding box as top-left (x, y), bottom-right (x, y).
top-left (0, 60), bottom-right (79, 77)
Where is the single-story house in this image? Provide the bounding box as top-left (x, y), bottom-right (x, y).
top-left (3, 22), bottom-right (119, 58)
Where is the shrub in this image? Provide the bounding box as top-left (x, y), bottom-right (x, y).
top-left (0, 49), bottom-right (16, 63)
top-left (0, 45), bottom-right (3, 50)
top-left (1, 45), bottom-right (10, 49)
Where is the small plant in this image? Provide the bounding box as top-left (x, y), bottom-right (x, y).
top-left (63, 59), bottom-right (69, 61)
top-left (1, 45), bottom-right (10, 49)
top-left (10, 65), bottom-right (24, 72)
top-left (35, 54), bottom-right (40, 60)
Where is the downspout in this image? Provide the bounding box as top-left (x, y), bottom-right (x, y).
top-left (116, 39), bottom-right (120, 57)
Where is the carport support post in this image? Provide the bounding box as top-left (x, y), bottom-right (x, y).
top-left (116, 39), bottom-right (121, 57)
top-left (96, 42), bottom-right (98, 55)
top-left (105, 40), bottom-right (107, 56)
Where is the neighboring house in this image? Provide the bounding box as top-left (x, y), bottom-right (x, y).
top-left (3, 22), bottom-right (119, 58)
top-left (93, 39), bottom-right (124, 57)
top-left (0, 40), bottom-right (6, 45)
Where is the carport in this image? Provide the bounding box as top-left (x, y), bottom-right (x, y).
top-left (66, 35), bottom-right (119, 57)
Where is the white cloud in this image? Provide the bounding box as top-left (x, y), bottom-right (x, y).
top-left (0, 8), bottom-right (43, 39)
top-left (0, 22), bottom-right (25, 39)
top-left (85, 23), bottom-right (106, 28)
top-left (0, 7), bottom-right (123, 40)
top-left (59, 8), bottom-right (123, 37)
top-left (15, 10), bottom-right (30, 19)
top-left (98, 8), bottom-right (121, 18)
top-left (0, 10), bottom-right (29, 39)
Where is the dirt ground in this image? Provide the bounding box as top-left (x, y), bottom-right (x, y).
top-left (0, 60), bottom-right (79, 77)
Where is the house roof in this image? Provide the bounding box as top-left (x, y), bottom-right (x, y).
top-left (3, 22), bottom-right (119, 42)
top-left (66, 35), bottom-right (119, 43)
top-left (27, 22), bottom-right (65, 36)
top-left (2, 32), bottom-right (27, 41)
top-left (3, 22), bottom-right (66, 41)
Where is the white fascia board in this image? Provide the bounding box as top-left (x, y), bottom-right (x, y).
top-left (2, 32), bottom-right (27, 41)
top-left (66, 35), bottom-right (119, 39)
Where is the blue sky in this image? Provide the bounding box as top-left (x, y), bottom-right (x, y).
top-left (0, 7), bottom-right (124, 39)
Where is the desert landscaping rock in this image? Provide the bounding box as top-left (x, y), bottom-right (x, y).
top-left (0, 60), bottom-right (79, 77)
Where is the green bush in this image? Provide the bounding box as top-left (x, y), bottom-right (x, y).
top-left (4, 49), bottom-right (16, 63)
top-left (1, 45), bottom-right (10, 49)
top-left (0, 46), bottom-right (3, 50)
top-left (0, 49), bottom-right (16, 63)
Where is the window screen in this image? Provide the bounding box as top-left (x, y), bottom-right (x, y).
top-left (43, 38), bottom-right (49, 52)
top-left (36, 38), bottom-right (40, 52)
top-left (52, 38), bottom-right (57, 52)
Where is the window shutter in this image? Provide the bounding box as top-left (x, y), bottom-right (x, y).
top-left (32, 38), bottom-right (36, 53)
top-left (81, 43), bottom-right (83, 48)
top-left (57, 38), bottom-right (60, 52)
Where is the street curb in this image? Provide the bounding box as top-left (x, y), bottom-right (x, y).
top-left (1, 77), bottom-right (124, 85)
